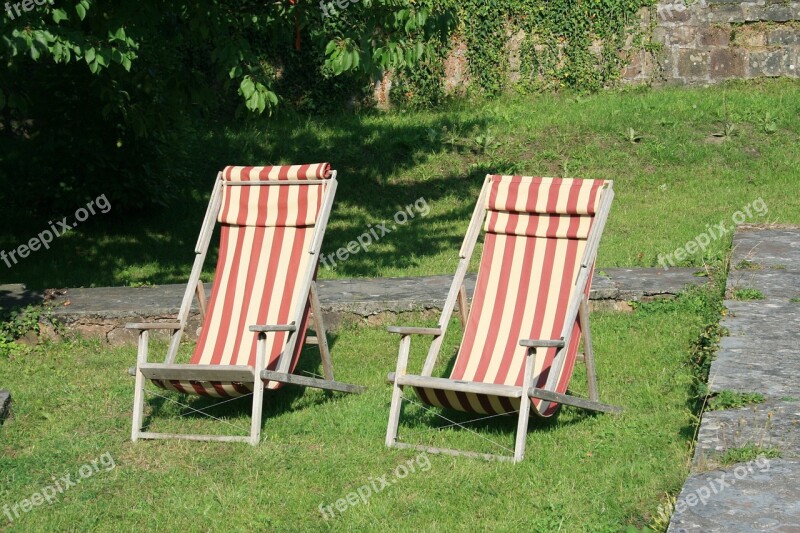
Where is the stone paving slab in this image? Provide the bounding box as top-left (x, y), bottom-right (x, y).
top-left (732, 228), bottom-right (800, 268)
top-left (672, 229), bottom-right (800, 532)
top-left (709, 301), bottom-right (800, 396)
top-left (0, 267), bottom-right (706, 343)
top-left (727, 269), bottom-right (800, 301)
top-left (695, 399), bottom-right (800, 464)
top-left (0, 284), bottom-right (44, 313)
top-left (0, 390), bottom-right (10, 425)
top-left (42, 267), bottom-right (704, 320)
top-left (668, 459), bottom-right (800, 532)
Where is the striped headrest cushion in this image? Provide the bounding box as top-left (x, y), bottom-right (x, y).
top-left (486, 176), bottom-right (608, 215)
top-left (223, 164), bottom-right (331, 181)
top-left (218, 164), bottom-right (331, 227)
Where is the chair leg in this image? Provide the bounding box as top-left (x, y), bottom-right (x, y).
top-left (250, 333), bottom-right (267, 446)
top-left (386, 334), bottom-right (411, 447)
top-left (513, 351), bottom-right (535, 463)
top-left (310, 282), bottom-right (334, 381)
top-left (131, 331), bottom-right (149, 442)
top-left (579, 298), bottom-right (599, 403)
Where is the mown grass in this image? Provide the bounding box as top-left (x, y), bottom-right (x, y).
top-left (0, 288), bottom-right (720, 531)
top-left (1, 79), bottom-right (799, 289)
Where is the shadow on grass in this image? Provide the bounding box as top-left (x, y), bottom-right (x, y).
top-left (138, 331), bottom-right (356, 435)
top-left (0, 110), bottom-right (490, 289)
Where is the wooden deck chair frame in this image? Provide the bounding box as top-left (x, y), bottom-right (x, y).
top-left (128, 167), bottom-right (364, 446)
top-left (385, 176), bottom-right (621, 463)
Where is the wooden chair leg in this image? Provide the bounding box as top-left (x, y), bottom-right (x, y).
top-left (457, 285), bottom-right (469, 330)
top-left (131, 330), bottom-right (149, 442)
top-left (310, 282), bottom-right (334, 381)
top-left (250, 333), bottom-right (267, 446)
top-left (513, 351), bottom-right (535, 463)
top-left (579, 298), bottom-right (599, 403)
top-left (385, 334), bottom-right (411, 447)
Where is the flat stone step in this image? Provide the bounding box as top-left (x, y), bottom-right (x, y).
top-left (20, 267), bottom-right (705, 343)
top-left (709, 301), bottom-right (800, 397)
top-left (668, 459), bottom-right (800, 532)
top-left (671, 228), bottom-right (800, 532)
top-left (694, 398), bottom-right (800, 465)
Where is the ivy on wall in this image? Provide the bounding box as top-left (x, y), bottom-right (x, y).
top-left (392, 0), bottom-right (656, 105)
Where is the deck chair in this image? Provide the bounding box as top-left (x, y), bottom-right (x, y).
top-left (128, 163), bottom-right (365, 445)
top-left (386, 175), bottom-right (621, 462)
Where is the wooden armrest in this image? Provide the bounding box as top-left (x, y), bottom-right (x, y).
top-left (387, 326), bottom-right (443, 336)
top-left (519, 339), bottom-right (565, 348)
top-left (249, 323), bottom-right (296, 333)
top-left (125, 322), bottom-right (182, 331)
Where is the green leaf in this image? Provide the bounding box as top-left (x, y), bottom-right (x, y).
top-left (52, 9), bottom-right (69, 23)
top-left (76, 4), bottom-right (86, 20)
top-left (240, 77), bottom-right (255, 100)
top-left (85, 47), bottom-right (96, 63)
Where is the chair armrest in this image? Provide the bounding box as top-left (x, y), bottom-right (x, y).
top-left (249, 323), bottom-right (296, 333)
top-left (125, 322), bottom-right (182, 331)
top-left (387, 326), bottom-right (443, 336)
top-left (519, 339), bottom-right (565, 348)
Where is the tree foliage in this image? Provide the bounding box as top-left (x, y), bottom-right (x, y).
top-left (0, 0), bottom-right (452, 213)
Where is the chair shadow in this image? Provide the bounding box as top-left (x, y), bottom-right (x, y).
top-left (395, 347), bottom-right (602, 444)
top-left (139, 329), bottom-right (350, 434)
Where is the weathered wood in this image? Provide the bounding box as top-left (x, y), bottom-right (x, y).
top-left (224, 179), bottom-right (329, 186)
top-left (139, 364), bottom-right (254, 382)
top-left (248, 323), bottom-right (296, 333)
top-left (131, 330), bottom-right (149, 442)
top-left (457, 284), bottom-right (469, 330)
top-left (579, 298), bottom-right (599, 402)
top-left (541, 183), bottom-right (614, 410)
top-left (385, 334), bottom-right (411, 447)
top-left (195, 280), bottom-right (207, 321)
top-left (125, 322), bottom-right (182, 331)
top-left (528, 387), bottom-right (622, 414)
top-left (514, 353), bottom-right (535, 462)
top-left (276, 173), bottom-right (338, 375)
top-left (389, 373), bottom-right (523, 398)
top-left (391, 442), bottom-right (515, 463)
top-left (305, 336), bottom-right (318, 345)
top-left (163, 174), bottom-right (222, 364)
top-left (518, 339), bottom-right (565, 349)
top-left (386, 326), bottom-right (443, 336)
top-left (421, 176), bottom-right (491, 377)
top-left (138, 432), bottom-right (251, 443)
top-left (260, 370), bottom-right (366, 394)
top-left (250, 332), bottom-right (267, 446)
top-left (310, 281), bottom-right (334, 381)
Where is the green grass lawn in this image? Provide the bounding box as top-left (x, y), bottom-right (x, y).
top-left (0, 289), bottom-right (719, 531)
top-left (0, 81), bottom-right (785, 530)
top-left (1, 79), bottom-right (798, 289)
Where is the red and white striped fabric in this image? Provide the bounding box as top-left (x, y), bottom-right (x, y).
top-left (153, 164), bottom-right (332, 398)
top-left (413, 176), bottom-right (609, 417)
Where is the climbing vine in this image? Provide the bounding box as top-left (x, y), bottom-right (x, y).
top-left (392, 0), bottom-right (656, 105)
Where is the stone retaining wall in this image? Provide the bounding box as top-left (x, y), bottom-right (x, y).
top-left (632, 0), bottom-right (800, 84)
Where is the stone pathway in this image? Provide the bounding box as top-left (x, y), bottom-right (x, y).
top-left (0, 267), bottom-right (706, 344)
top-left (669, 229), bottom-right (800, 532)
